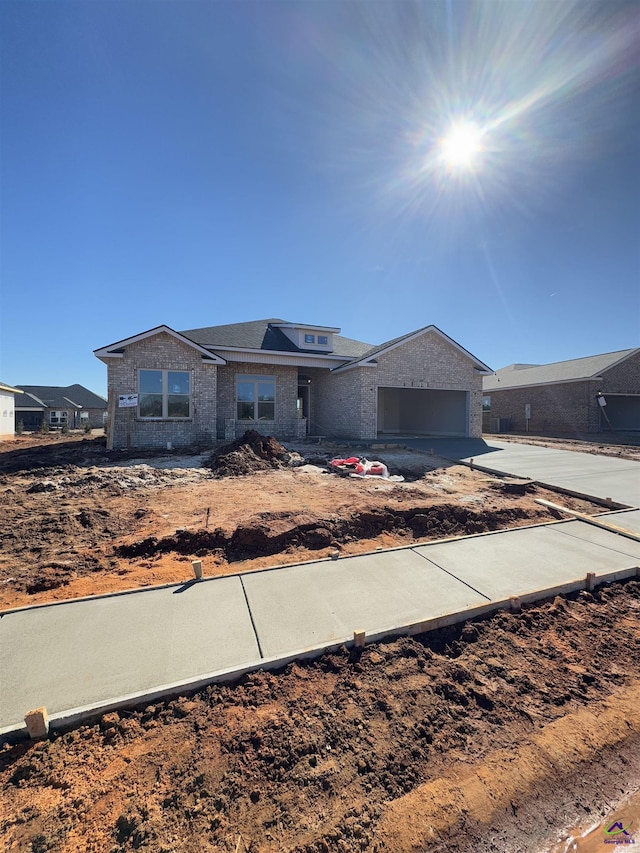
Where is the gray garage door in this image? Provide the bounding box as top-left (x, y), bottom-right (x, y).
top-left (602, 395), bottom-right (640, 431)
top-left (377, 388), bottom-right (468, 436)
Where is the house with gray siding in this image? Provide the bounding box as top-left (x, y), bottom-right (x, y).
top-left (94, 319), bottom-right (491, 450)
top-left (483, 348), bottom-right (640, 435)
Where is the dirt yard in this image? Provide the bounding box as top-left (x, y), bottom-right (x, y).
top-left (1, 432), bottom-right (639, 852)
top-left (0, 432), bottom-right (607, 611)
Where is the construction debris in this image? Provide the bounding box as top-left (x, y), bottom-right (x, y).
top-left (329, 456), bottom-right (404, 481)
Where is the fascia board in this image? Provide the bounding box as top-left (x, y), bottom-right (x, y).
top-left (331, 361), bottom-right (378, 373)
top-left (94, 325), bottom-right (226, 364)
top-left (377, 326), bottom-right (491, 372)
top-left (335, 326), bottom-right (491, 373)
top-left (212, 346), bottom-right (352, 362)
top-left (486, 376), bottom-right (603, 392)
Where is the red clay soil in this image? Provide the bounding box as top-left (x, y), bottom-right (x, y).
top-left (2, 581), bottom-right (640, 852)
top-left (1, 433), bottom-right (639, 853)
top-left (0, 434), bottom-right (602, 611)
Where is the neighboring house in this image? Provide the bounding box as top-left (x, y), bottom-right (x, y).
top-left (94, 318), bottom-right (491, 450)
top-left (483, 348), bottom-right (640, 435)
top-left (0, 382), bottom-right (23, 440)
top-left (14, 385), bottom-right (108, 432)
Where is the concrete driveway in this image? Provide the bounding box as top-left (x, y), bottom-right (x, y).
top-left (403, 437), bottom-right (640, 508)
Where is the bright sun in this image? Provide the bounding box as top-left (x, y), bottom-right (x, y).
top-left (440, 121), bottom-right (484, 169)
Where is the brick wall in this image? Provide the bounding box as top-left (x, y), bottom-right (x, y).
top-left (310, 367), bottom-right (374, 439)
top-left (600, 351), bottom-right (640, 393)
top-left (104, 328), bottom-right (487, 446)
top-left (216, 363), bottom-right (305, 440)
top-left (105, 333), bottom-right (218, 449)
top-left (486, 381), bottom-right (601, 435)
top-left (307, 330), bottom-right (484, 439)
top-left (374, 333), bottom-right (483, 438)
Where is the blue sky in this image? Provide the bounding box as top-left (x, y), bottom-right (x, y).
top-left (1, 0), bottom-right (638, 397)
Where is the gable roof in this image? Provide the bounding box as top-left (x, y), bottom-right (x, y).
top-left (179, 318), bottom-right (372, 359)
top-left (484, 348), bottom-right (640, 391)
top-left (15, 384), bottom-right (107, 410)
top-left (332, 324), bottom-right (492, 373)
top-left (94, 325), bottom-right (226, 363)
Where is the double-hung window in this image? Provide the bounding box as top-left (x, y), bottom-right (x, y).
top-left (139, 369), bottom-right (191, 419)
top-left (50, 410), bottom-right (68, 426)
top-left (237, 375), bottom-right (275, 421)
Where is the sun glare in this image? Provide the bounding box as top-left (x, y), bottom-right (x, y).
top-left (440, 121), bottom-right (484, 169)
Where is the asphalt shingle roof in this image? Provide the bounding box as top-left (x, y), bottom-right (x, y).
top-left (15, 385), bottom-right (107, 409)
top-left (180, 319), bottom-right (373, 359)
top-left (484, 348), bottom-right (639, 391)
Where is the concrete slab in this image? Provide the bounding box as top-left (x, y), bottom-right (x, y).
top-left (242, 550), bottom-right (489, 658)
top-left (405, 438), bottom-right (640, 507)
top-left (603, 509), bottom-right (640, 534)
top-left (550, 516), bottom-right (640, 556)
top-left (0, 576), bottom-right (259, 733)
top-left (462, 441), bottom-right (640, 507)
top-left (414, 521), bottom-right (640, 601)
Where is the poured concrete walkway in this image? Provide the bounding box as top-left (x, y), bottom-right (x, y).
top-left (2, 438), bottom-right (639, 735)
top-left (2, 507), bottom-right (639, 736)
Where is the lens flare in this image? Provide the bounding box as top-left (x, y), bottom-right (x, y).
top-left (440, 121), bottom-right (484, 169)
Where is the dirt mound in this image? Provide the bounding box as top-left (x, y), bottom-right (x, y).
top-left (115, 503), bottom-right (536, 562)
top-left (206, 430), bottom-right (301, 477)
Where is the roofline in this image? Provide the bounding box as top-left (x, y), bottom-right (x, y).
top-left (332, 325), bottom-right (492, 374)
top-left (270, 322), bottom-right (342, 334)
top-left (485, 375), bottom-right (604, 392)
top-left (0, 384), bottom-right (23, 394)
top-left (207, 345), bottom-right (354, 362)
top-left (489, 347), bottom-right (640, 387)
top-left (20, 392), bottom-right (47, 406)
top-left (94, 325), bottom-right (226, 364)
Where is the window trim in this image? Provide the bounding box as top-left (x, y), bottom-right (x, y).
top-left (236, 375), bottom-right (276, 422)
top-left (138, 369), bottom-right (191, 420)
top-left (50, 410), bottom-right (68, 425)
top-left (317, 335), bottom-right (328, 345)
top-left (304, 333), bottom-right (315, 344)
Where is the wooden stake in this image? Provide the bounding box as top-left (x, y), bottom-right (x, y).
top-left (353, 629), bottom-right (366, 649)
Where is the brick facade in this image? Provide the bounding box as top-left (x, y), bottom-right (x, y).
top-left (215, 363), bottom-right (306, 440)
top-left (485, 352), bottom-right (640, 436)
top-left (102, 326), bottom-right (485, 447)
top-left (306, 330), bottom-right (483, 439)
top-left (106, 333), bottom-right (218, 450)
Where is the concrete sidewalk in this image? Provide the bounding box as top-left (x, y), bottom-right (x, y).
top-left (2, 509), bottom-right (639, 736)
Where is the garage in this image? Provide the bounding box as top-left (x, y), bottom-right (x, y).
top-left (377, 387), bottom-right (469, 436)
top-left (601, 395), bottom-right (640, 431)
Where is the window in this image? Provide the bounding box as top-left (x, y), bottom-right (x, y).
top-left (482, 396), bottom-right (491, 412)
top-left (318, 335), bottom-right (328, 345)
top-left (304, 334), bottom-right (315, 344)
top-left (50, 410), bottom-right (68, 425)
top-left (139, 369), bottom-right (190, 419)
top-left (237, 375), bottom-right (275, 420)
top-left (80, 411), bottom-right (89, 423)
